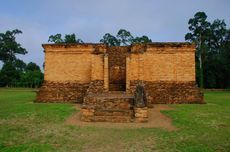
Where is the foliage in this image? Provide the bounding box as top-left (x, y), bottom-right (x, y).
top-left (26, 62), bottom-right (40, 71)
top-left (185, 12), bottom-right (230, 88)
top-left (0, 29), bottom-right (43, 88)
top-left (100, 29), bottom-right (152, 46)
top-left (0, 62), bottom-right (20, 86)
top-left (0, 89), bottom-right (229, 151)
top-left (0, 61), bottom-right (43, 87)
top-left (0, 29), bottom-right (27, 63)
top-left (116, 29), bottom-right (134, 45)
top-left (185, 12), bottom-right (211, 88)
top-left (48, 33), bottom-right (83, 43)
top-left (132, 35), bottom-right (152, 43)
top-left (99, 33), bottom-right (120, 46)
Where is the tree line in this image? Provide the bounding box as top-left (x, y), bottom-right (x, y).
top-left (48, 29), bottom-right (152, 46)
top-left (0, 29), bottom-right (43, 88)
top-left (185, 12), bottom-right (230, 88)
top-left (0, 11), bottom-right (229, 88)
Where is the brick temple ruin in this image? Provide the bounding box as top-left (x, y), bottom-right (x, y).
top-left (36, 42), bottom-right (204, 122)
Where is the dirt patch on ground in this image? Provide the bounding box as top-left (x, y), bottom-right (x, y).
top-left (66, 104), bottom-right (177, 131)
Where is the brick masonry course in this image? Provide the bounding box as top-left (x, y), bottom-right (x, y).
top-left (36, 42), bottom-right (203, 122)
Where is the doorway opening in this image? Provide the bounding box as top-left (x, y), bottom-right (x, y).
top-left (108, 46), bottom-right (129, 91)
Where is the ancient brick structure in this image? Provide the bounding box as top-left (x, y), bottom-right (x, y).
top-left (36, 42), bottom-right (204, 122)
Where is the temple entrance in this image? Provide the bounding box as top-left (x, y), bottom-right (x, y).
top-left (108, 46), bottom-right (129, 91)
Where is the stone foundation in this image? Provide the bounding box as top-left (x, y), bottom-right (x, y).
top-left (81, 93), bottom-right (135, 122)
top-left (134, 107), bottom-right (148, 123)
top-left (36, 81), bottom-right (89, 103)
top-left (86, 80), bottom-right (104, 94)
top-left (130, 80), bottom-right (204, 105)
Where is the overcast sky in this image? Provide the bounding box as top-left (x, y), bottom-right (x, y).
top-left (0, 0), bottom-right (230, 68)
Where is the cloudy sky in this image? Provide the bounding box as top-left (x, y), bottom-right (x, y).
top-left (0, 0), bottom-right (230, 68)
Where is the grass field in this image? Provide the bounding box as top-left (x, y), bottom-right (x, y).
top-left (0, 88), bottom-right (229, 152)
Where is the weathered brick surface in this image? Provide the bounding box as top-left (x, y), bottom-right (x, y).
top-left (91, 54), bottom-right (104, 81)
top-left (127, 44), bottom-right (195, 82)
top-left (108, 46), bottom-right (129, 91)
top-left (37, 42), bottom-right (203, 123)
top-left (134, 107), bottom-right (148, 123)
top-left (81, 93), bottom-right (134, 122)
top-left (36, 81), bottom-right (89, 103)
top-left (130, 80), bottom-right (204, 105)
top-left (86, 80), bottom-right (104, 94)
top-left (37, 42), bottom-right (203, 105)
top-left (37, 44), bottom-right (106, 102)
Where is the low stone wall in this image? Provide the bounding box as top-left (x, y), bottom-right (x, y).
top-left (134, 107), bottom-right (148, 123)
top-left (81, 93), bottom-right (134, 122)
top-left (130, 80), bottom-right (204, 105)
top-left (36, 81), bottom-right (89, 103)
top-left (86, 80), bottom-right (104, 94)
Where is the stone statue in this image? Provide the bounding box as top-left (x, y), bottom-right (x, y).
top-left (134, 84), bottom-right (147, 108)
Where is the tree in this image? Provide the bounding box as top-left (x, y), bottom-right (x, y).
top-left (133, 35), bottom-right (152, 43)
top-left (48, 33), bottom-right (83, 43)
top-left (20, 62), bottom-right (43, 88)
top-left (0, 29), bottom-right (27, 63)
top-left (0, 62), bottom-right (20, 87)
top-left (186, 12), bottom-right (230, 89)
top-left (26, 62), bottom-right (40, 71)
top-left (203, 19), bottom-right (228, 88)
top-left (100, 33), bottom-right (120, 46)
top-left (14, 59), bottom-right (27, 71)
top-left (116, 29), bottom-right (134, 46)
top-left (208, 19), bottom-right (227, 53)
top-left (185, 12), bottom-right (211, 88)
top-left (222, 30), bottom-right (230, 87)
top-left (64, 34), bottom-right (83, 43)
top-left (48, 34), bottom-right (63, 43)
top-left (100, 29), bottom-right (152, 46)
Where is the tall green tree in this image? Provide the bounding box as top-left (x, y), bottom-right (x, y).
top-left (0, 62), bottom-right (20, 87)
top-left (204, 19), bottom-right (228, 88)
top-left (208, 19), bottom-right (227, 53)
top-left (100, 33), bottom-right (120, 46)
top-left (17, 62), bottom-right (43, 88)
top-left (48, 34), bottom-right (63, 43)
top-left (186, 12), bottom-right (230, 88)
top-left (26, 62), bottom-right (41, 71)
top-left (185, 12), bottom-right (211, 88)
top-left (116, 29), bottom-right (134, 46)
top-left (48, 33), bottom-right (83, 43)
top-left (0, 29), bottom-right (27, 63)
top-left (100, 29), bottom-right (152, 46)
top-left (133, 35), bottom-right (152, 43)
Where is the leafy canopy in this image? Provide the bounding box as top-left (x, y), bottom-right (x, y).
top-left (185, 11), bottom-right (230, 88)
top-left (48, 33), bottom-right (83, 43)
top-left (100, 29), bottom-right (152, 46)
top-left (0, 29), bottom-right (27, 63)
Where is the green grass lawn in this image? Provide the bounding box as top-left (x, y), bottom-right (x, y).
top-left (0, 88), bottom-right (229, 152)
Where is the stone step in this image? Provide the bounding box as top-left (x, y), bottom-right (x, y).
top-left (83, 92), bottom-right (134, 111)
top-left (86, 92), bottom-right (133, 98)
top-left (81, 92), bottom-right (136, 122)
top-left (109, 84), bottom-right (126, 91)
top-left (94, 109), bottom-right (134, 117)
top-left (83, 99), bottom-right (133, 110)
top-left (94, 116), bottom-right (134, 123)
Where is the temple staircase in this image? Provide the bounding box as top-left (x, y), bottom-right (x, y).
top-left (81, 91), bottom-right (135, 122)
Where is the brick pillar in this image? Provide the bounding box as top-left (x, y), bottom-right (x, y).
top-left (91, 54), bottom-right (96, 80)
top-left (138, 54), bottom-right (144, 82)
top-left (104, 54), bottom-right (109, 91)
top-left (126, 56), bottom-right (130, 92)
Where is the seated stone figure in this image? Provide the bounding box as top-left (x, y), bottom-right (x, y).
top-left (134, 84), bottom-right (147, 108)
